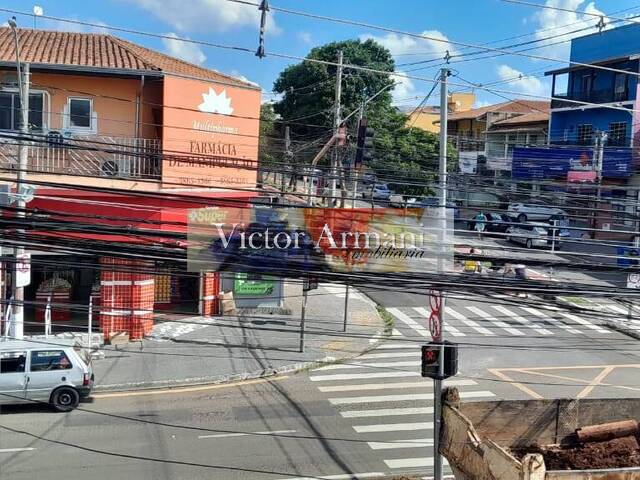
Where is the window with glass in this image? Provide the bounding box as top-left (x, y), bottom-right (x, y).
top-left (0, 351), bottom-right (26, 373)
top-left (30, 350), bottom-right (73, 372)
top-left (614, 72), bottom-right (628, 101)
top-left (608, 122), bottom-right (627, 146)
top-left (577, 124), bottom-right (594, 145)
top-left (68, 97), bottom-right (92, 129)
top-left (0, 92), bottom-right (44, 131)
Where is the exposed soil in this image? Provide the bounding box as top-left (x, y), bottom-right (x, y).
top-left (512, 436), bottom-right (640, 470)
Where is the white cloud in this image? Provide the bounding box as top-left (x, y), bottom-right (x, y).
top-left (162, 32), bottom-right (207, 65)
top-left (298, 31), bottom-right (313, 44)
top-left (531, 0), bottom-right (608, 59)
top-left (128, 0), bottom-right (280, 34)
top-left (473, 99), bottom-right (492, 109)
top-left (497, 64), bottom-right (550, 98)
top-left (392, 70), bottom-right (417, 104)
top-left (361, 29), bottom-right (456, 60)
top-left (37, 17), bottom-right (110, 34)
top-left (228, 69), bottom-right (261, 88)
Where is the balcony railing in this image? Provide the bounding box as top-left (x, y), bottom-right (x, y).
top-left (551, 88), bottom-right (630, 109)
top-left (0, 133), bottom-right (161, 179)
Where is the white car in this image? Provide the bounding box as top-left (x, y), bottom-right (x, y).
top-left (363, 183), bottom-right (392, 200)
top-left (507, 203), bottom-right (566, 222)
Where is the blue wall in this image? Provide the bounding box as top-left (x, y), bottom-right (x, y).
top-left (550, 108), bottom-right (633, 145)
top-left (571, 23), bottom-right (640, 63)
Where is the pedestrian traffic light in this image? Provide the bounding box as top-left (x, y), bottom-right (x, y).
top-left (421, 341), bottom-right (458, 380)
top-left (354, 117), bottom-right (375, 169)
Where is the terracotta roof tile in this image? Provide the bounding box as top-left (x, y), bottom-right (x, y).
top-left (491, 111), bottom-right (549, 126)
top-left (0, 27), bottom-right (257, 89)
top-left (446, 99), bottom-right (549, 121)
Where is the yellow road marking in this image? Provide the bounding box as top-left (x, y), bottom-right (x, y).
top-left (93, 376), bottom-right (289, 399)
top-left (488, 368), bottom-right (543, 399)
top-left (577, 366), bottom-right (615, 399)
top-left (497, 364), bottom-right (640, 371)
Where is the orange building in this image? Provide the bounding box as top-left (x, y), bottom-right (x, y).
top-left (0, 28), bottom-right (261, 339)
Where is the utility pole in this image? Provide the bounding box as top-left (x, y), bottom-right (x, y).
top-left (329, 50), bottom-right (343, 207)
top-left (591, 131), bottom-right (606, 239)
top-left (282, 125), bottom-right (291, 199)
top-left (433, 66), bottom-right (449, 480)
top-left (9, 18), bottom-right (29, 340)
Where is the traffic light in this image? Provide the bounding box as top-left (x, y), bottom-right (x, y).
top-left (354, 117), bottom-right (375, 169)
top-left (421, 341), bottom-right (458, 380)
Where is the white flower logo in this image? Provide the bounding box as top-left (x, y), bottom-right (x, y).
top-left (198, 87), bottom-right (234, 115)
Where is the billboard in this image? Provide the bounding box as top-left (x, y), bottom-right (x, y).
top-left (162, 76), bottom-right (261, 188)
top-left (512, 146), bottom-right (633, 180)
top-left (187, 206), bottom-right (453, 275)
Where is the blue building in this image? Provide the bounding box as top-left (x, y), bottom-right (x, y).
top-left (546, 23), bottom-right (639, 147)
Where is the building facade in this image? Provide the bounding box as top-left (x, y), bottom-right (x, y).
top-left (0, 28), bottom-right (262, 339)
top-left (403, 93), bottom-right (475, 134)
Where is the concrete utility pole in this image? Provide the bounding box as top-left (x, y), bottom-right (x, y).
top-left (433, 66), bottom-right (449, 480)
top-left (329, 50), bottom-right (343, 206)
top-left (282, 125), bottom-right (291, 199)
top-left (9, 18), bottom-right (29, 340)
top-left (592, 131), bottom-right (606, 239)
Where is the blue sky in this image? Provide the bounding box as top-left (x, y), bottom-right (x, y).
top-left (2, 0), bottom-right (639, 108)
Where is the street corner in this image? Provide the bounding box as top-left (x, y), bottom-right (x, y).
top-left (489, 364), bottom-right (640, 400)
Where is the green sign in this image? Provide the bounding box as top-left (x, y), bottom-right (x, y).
top-left (234, 273), bottom-right (275, 296)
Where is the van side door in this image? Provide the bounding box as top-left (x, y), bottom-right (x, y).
top-left (26, 350), bottom-right (74, 403)
top-left (0, 351), bottom-right (27, 403)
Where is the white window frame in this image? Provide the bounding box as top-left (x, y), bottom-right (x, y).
top-left (65, 97), bottom-right (96, 133)
top-left (0, 89), bottom-right (50, 131)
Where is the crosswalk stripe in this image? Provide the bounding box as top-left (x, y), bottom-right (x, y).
top-left (387, 308), bottom-right (430, 337)
top-left (413, 307), bottom-right (466, 336)
top-left (491, 305), bottom-right (553, 335)
top-left (367, 439), bottom-right (433, 450)
top-left (520, 307), bottom-right (581, 334)
top-left (359, 351), bottom-right (415, 360)
top-left (341, 406), bottom-right (433, 418)
top-left (466, 305), bottom-right (524, 336)
top-left (353, 422), bottom-right (433, 433)
top-left (329, 390), bottom-right (494, 405)
top-left (385, 457), bottom-right (435, 468)
top-left (320, 361), bottom-right (419, 371)
top-left (373, 343), bottom-right (419, 349)
top-left (318, 379), bottom-right (477, 393)
top-left (310, 371), bottom-right (420, 382)
top-left (275, 473), bottom-right (385, 480)
top-left (559, 312), bottom-right (610, 333)
top-left (605, 304), bottom-right (627, 315)
top-left (445, 307), bottom-right (494, 335)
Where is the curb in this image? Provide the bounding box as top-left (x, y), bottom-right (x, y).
top-left (602, 320), bottom-right (640, 341)
top-left (94, 292), bottom-right (391, 393)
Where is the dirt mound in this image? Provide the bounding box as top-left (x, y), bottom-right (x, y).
top-left (512, 436), bottom-right (640, 470)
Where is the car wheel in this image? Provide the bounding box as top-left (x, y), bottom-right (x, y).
top-left (517, 213), bottom-right (527, 223)
top-left (525, 239), bottom-right (533, 249)
top-left (51, 386), bottom-right (80, 412)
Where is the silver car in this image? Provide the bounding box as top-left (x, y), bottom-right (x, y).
top-left (507, 202), bottom-right (566, 222)
top-left (507, 222), bottom-right (551, 249)
top-left (0, 340), bottom-right (94, 412)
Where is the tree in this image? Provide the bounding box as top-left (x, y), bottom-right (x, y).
top-left (258, 102), bottom-right (281, 182)
top-left (271, 38), bottom-right (447, 196)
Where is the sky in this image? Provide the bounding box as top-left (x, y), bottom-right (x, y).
top-left (1, 0), bottom-right (639, 109)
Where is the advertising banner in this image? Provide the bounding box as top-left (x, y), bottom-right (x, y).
top-left (187, 206), bottom-right (454, 275)
top-left (162, 76), bottom-right (261, 188)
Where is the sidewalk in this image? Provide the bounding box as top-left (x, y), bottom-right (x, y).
top-left (90, 282), bottom-right (388, 391)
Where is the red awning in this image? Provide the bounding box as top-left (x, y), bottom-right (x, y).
top-left (567, 170), bottom-right (597, 183)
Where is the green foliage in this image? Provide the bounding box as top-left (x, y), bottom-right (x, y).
top-left (258, 102), bottom-right (281, 171)
top-left (271, 38), bottom-right (448, 194)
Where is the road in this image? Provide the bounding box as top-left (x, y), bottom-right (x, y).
top-left (2, 288), bottom-right (640, 480)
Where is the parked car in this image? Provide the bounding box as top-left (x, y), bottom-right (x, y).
top-left (0, 340), bottom-right (94, 412)
top-left (507, 202), bottom-right (566, 222)
top-left (389, 194), bottom-right (417, 207)
top-left (467, 212), bottom-right (513, 235)
top-left (419, 197), bottom-right (460, 218)
top-left (507, 222), bottom-right (570, 249)
top-left (363, 183), bottom-right (392, 200)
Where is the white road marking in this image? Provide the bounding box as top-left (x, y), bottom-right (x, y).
top-left (319, 361), bottom-right (419, 371)
top-left (341, 406), bottom-right (433, 418)
top-left (368, 439), bottom-right (433, 450)
top-left (329, 390), bottom-right (494, 405)
top-left (353, 422), bottom-right (433, 433)
top-left (445, 307), bottom-right (494, 336)
top-left (276, 473), bottom-right (385, 480)
top-left (373, 343), bottom-right (419, 349)
top-left (520, 307), bottom-right (581, 334)
top-left (387, 308), bottom-right (430, 337)
top-left (198, 429), bottom-right (296, 439)
top-left (492, 305), bottom-right (553, 335)
top-left (605, 304), bottom-right (627, 315)
top-left (559, 312), bottom-right (610, 333)
top-left (385, 457), bottom-right (435, 468)
top-left (413, 307), bottom-right (466, 336)
top-left (310, 371), bottom-right (419, 382)
top-left (466, 305), bottom-right (524, 336)
top-left (318, 379), bottom-right (477, 393)
top-left (359, 351), bottom-right (415, 360)
top-left (0, 448), bottom-right (35, 453)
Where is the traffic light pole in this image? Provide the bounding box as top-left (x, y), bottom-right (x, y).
top-left (433, 67), bottom-right (449, 480)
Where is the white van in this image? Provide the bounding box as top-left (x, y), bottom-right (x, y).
top-left (0, 340), bottom-right (94, 412)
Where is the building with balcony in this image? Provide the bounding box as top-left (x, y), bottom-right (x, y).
top-left (0, 28), bottom-right (262, 339)
top-left (401, 92), bottom-right (476, 134)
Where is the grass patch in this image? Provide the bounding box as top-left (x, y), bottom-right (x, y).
top-left (377, 305), bottom-right (395, 336)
